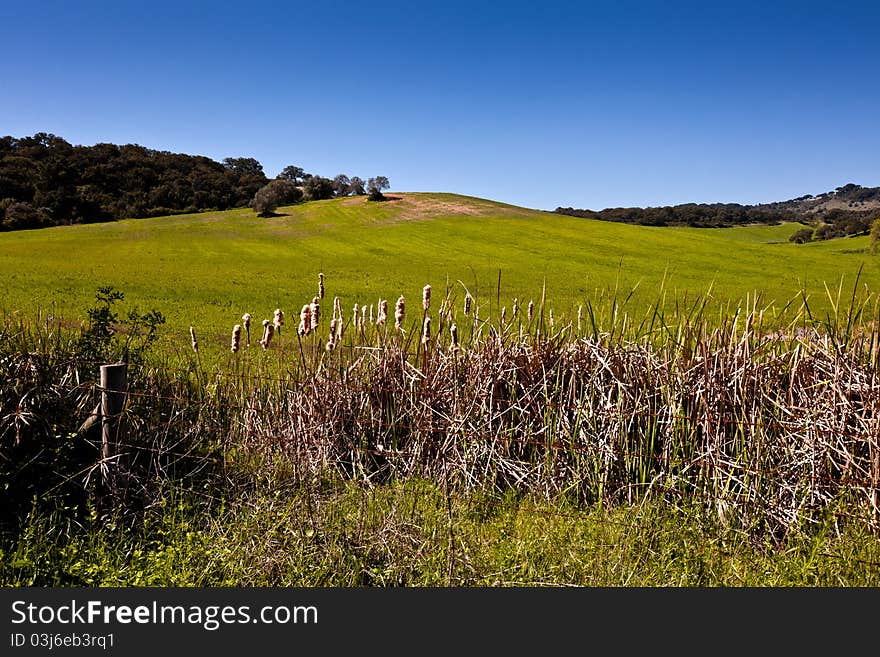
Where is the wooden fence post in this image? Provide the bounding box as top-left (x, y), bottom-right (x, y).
top-left (100, 363), bottom-right (128, 466)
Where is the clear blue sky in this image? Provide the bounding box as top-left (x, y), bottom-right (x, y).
top-left (2, 0), bottom-right (879, 210)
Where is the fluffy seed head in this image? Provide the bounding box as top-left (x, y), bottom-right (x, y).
top-left (242, 313), bottom-right (252, 344)
top-left (273, 309), bottom-right (284, 329)
top-left (395, 296), bottom-right (406, 330)
top-left (260, 322), bottom-right (274, 349)
top-left (464, 293), bottom-right (472, 316)
top-left (299, 304), bottom-right (312, 336)
top-left (189, 326), bottom-right (198, 353)
top-left (528, 300), bottom-right (534, 323)
top-left (352, 303), bottom-right (360, 328)
top-left (422, 316), bottom-right (431, 344)
top-left (501, 306), bottom-right (507, 324)
top-left (450, 323), bottom-right (459, 350)
top-left (512, 298), bottom-right (519, 318)
top-left (326, 318), bottom-right (340, 350)
top-left (309, 300), bottom-right (320, 331)
top-left (231, 324), bottom-right (241, 353)
top-left (377, 299), bottom-right (388, 326)
top-left (422, 284), bottom-right (432, 311)
top-left (318, 272), bottom-right (325, 299)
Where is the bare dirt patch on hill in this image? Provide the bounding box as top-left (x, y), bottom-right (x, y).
top-left (342, 193), bottom-right (541, 223)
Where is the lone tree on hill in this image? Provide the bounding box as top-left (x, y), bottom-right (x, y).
top-left (252, 179), bottom-right (302, 216)
top-left (367, 176), bottom-right (390, 201)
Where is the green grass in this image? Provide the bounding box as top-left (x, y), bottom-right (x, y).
top-left (4, 479), bottom-right (878, 587)
top-left (4, 195), bottom-right (880, 588)
top-left (1, 193), bottom-right (877, 359)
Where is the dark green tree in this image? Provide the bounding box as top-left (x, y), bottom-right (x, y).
top-left (278, 165), bottom-right (305, 184)
top-left (252, 179), bottom-right (302, 216)
top-left (349, 176), bottom-right (366, 196)
top-left (788, 227), bottom-right (814, 244)
top-left (332, 174), bottom-right (351, 196)
top-left (302, 176), bottom-right (335, 201)
top-left (366, 175), bottom-right (390, 201)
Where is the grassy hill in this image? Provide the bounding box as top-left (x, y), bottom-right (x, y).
top-left (0, 192), bottom-right (877, 353)
top-left (4, 191), bottom-right (880, 587)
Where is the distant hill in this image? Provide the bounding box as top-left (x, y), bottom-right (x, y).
top-left (555, 183), bottom-right (880, 242)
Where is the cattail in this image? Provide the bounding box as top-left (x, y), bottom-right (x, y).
top-left (299, 304), bottom-right (311, 336)
top-left (422, 284), bottom-right (431, 311)
top-left (231, 324), bottom-right (241, 353)
top-left (242, 313), bottom-right (252, 344)
top-left (512, 298), bottom-right (519, 318)
top-left (336, 314), bottom-right (344, 341)
top-left (273, 308), bottom-right (284, 334)
top-left (189, 326), bottom-right (198, 353)
top-left (327, 318), bottom-right (338, 351)
top-left (528, 300), bottom-right (534, 323)
top-left (318, 272), bottom-right (325, 299)
top-left (394, 295), bottom-right (405, 330)
top-left (501, 306), bottom-right (507, 324)
top-left (265, 323), bottom-right (274, 346)
top-left (361, 304), bottom-right (367, 326)
top-left (464, 293), bottom-right (472, 316)
top-left (377, 299), bottom-right (387, 326)
top-left (422, 316), bottom-right (431, 345)
top-left (352, 303), bottom-right (360, 328)
top-left (260, 319), bottom-right (274, 349)
top-left (577, 305), bottom-right (583, 333)
top-left (309, 299), bottom-right (320, 332)
top-left (450, 323), bottom-right (459, 351)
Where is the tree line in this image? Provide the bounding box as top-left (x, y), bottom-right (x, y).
top-left (555, 183), bottom-right (880, 244)
top-left (554, 203), bottom-right (797, 228)
top-left (0, 133), bottom-right (389, 230)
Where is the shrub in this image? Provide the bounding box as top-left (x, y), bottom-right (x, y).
top-left (789, 227), bottom-right (814, 244)
top-left (252, 179), bottom-right (302, 216)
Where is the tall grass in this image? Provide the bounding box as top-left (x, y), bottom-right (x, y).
top-left (1, 277), bottom-right (879, 546)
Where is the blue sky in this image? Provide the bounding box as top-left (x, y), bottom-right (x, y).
top-left (2, 0), bottom-right (879, 210)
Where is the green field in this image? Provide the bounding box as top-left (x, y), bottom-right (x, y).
top-left (3, 193), bottom-right (880, 587)
top-left (1, 192), bottom-right (877, 355)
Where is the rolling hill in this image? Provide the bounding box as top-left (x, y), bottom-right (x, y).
top-left (0, 192), bottom-right (877, 355)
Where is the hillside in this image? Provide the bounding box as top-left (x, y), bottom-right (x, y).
top-left (555, 183), bottom-right (880, 240)
top-left (0, 192), bottom-right (877, 353)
